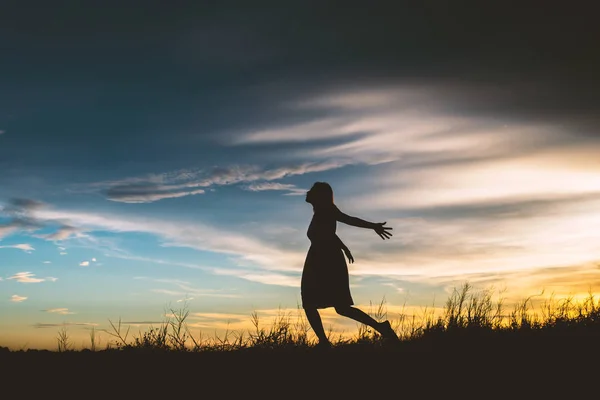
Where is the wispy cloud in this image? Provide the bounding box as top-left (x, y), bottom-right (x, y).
top-left (151, 287), bottom-right (239, 298)
top-left (6, 272), bottom-right (58, 284)
top-left (30, 207), bottom-right (306, 277)
top-left (243, 182), bottom-right (306, 195)
top-left (23, 196), bottom-right (600, 297)
top-left (87, 161), bottom-right (355, 203)
top-left (133, 276), bottom-right (241, 298)
top-left (205, 84), bottom-right (600, 290)
top-left (79, 261), bottom-right (89, 267)
top-left (230, 84), bottom-right (593, 179)
top-left (208, 267), bottom-right (300, 287)
top-left (231, 117), bottom-right (354, 144)
top-left (35, 225), bottom-right (79, 241)
top-left (187, 312), bottom-right (249, 329)
top-left (176, 297), bottom-right (194, 303)
top-left (105, 185), bottom-right (205, 204)
top-left (33, 322), bottom-right (98, 329)
top-left (10, 136), bottom-right (600, 299)
top-left (8, 272), bottom-right (45, 283)
top-left (8, 198), bottom-right (46, 210)
top-left (43, 261), bottom-right (51, 264)
top-left (0, 217), bottom-right (43, 239)
top-left (0, 224), bottom-right (19, 239)
top-left (0, 243), bottom-right (35, 252)
top-left (0, 199), bottom-right (80, 242)
top-left (114, 321), bottom-right (165, 326)
top-left (11, 295), bottom-right (27, 302)
top-left (44, 308), bottom-right (75, 315)
top-left (186, 308), bottom-right (309, 331)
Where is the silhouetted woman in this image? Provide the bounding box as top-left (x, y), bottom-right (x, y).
top-left (302, 181), bottom-right (399, 347)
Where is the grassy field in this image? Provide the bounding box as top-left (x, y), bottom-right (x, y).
top-left (3, 283), bottom-right (598, 396)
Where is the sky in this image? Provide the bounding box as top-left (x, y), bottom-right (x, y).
top-left (1, 1), bottom-right (599, 350)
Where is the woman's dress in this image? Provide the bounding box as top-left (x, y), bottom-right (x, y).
top-left (301, 205), bottom-right (353, 309)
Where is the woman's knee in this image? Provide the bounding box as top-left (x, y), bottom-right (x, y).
top-left (335, 306), bottom-right (351, 315)
top-left (304, 307), bottom-right (318, 315)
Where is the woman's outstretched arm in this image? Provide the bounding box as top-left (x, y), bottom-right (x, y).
top-left (335, 234), bottom-right (354, 263)
top-left (335, 208), bottom-right (393, 240)
top-left (335, 209), bottom-right (376, 229)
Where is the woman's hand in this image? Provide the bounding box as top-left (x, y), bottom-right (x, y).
top-left (374, 222), bottom-right (393, 240)
top-left (343, 248), bottom-right (354, 264)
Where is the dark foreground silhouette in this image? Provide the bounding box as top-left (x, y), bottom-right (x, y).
top-left (301, 182), bottom-right (399, 347)
top-left (3, 332), bottom-right (597, 397)
top-left (4, 283), bottom-right (600, 396)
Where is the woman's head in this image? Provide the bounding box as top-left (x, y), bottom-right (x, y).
top-left (305, 181), bottom-right (334, 208)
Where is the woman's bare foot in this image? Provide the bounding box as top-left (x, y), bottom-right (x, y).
top-left (377, 320), bottom-right (399, 341)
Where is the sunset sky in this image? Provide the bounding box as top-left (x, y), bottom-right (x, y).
top-left (1, 2), bottom-right (598, 350)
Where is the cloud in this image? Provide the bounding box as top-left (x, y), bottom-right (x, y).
top-left (157, 289), bottom-right (239, 298)
top-left (0, 243), bottom-right (35, 251)
top-left (10, 295), bottom-right (27, 302)
top-left (20, 173), bottom-right (600, 298)
top-left (176, 297), bottom-right (194, 303)
top-left (105, 185), bottom-right (205, 204)
top-left (151, 287), bottom-right (239, 299)
top-left (35, 225), bottom-right (79, 241)
top-left (33, 322), bottom-right (98, 329)
top-left (30, 207), bottom-right (306, 277)
top-left (90, 161), bottom-right (355, 203)
top-left (134, 276), bottom-right (241, 297)
top-left (348, 151), bottom-right (600, 212)
top-left (60, 252), bottom-right (67, 255)
top-left (44, 308), bottom-right (75, 315)
top-left (79, 261), bottom-right (89, 266)
top-left (0, 218), bottom-right (43, 239)
top-left (208, 267), bottom-right (300, 287)
top-left (192, 312), bottom-right (248, 322)
top-left (6, 272), bottom-right (56, 283)
top-left (7, 272), bottom-right (45, 283)
top-left (0, 224), bottom-right (19, 239)
top-left (43, 261), bottom-right (51, 264)
top-left (23, 198), bottom-right (593, 296)
top-left (116, 321), bottom-right (165, 326)
top-left (231, 84), bottom-right (561, 169)
top-left (7, 198), bottom-right (46, 211)
top-left (244, 182), bottom-right (306, 195)
top-left (186, 308), bottom-right (312, 331)
top-left (91, 258), bottom-right (97, 262)
top-left (0, 130), bottom-right (5, 135)
top-left (136, 276), bottom-right (240, 298)
top-left (231, 117), bottom-right (355, 144)
top-left (0, 199), bottom-right (80, 242)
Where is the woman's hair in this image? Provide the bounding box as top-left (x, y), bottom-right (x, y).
top-left (311, 181), bottom-right (334, 207)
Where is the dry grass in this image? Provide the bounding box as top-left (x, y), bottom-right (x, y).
top-left (46, 283), bottom-right (599, 353)
top-left (5, 282), bottom-right (600, 354)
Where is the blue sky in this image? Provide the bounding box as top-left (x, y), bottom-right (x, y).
top-left (1, 2), bottom-right (599, 349)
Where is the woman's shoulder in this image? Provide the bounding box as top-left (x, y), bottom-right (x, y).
top-left (315, 205), bottom-right (340, 217)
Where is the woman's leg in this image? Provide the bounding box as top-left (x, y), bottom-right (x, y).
top-left (304, 307), bottom-right (330, 344)
top-left (334, 306), bottom-right (398, 339)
